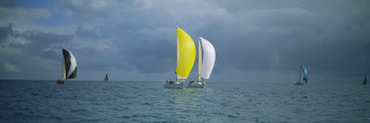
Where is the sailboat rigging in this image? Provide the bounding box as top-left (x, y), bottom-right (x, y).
top-left (363, 76), bottom-right (367, 85)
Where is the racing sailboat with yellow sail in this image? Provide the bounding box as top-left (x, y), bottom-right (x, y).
top-left (163, 26), bottom-right (196, 89)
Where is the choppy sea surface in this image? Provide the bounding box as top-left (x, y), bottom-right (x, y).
top-left (0, 80), bottom-right (369, 122)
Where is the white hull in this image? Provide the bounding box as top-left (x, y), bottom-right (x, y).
top-left (188, 82), bottom-right (205, 88)
top-left (163, 80), bottom-right (186, 89)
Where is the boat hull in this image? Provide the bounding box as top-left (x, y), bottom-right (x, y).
top-left (294, 82), bottom-right (304, 85)
top-left (57, 79), bottom-right (65, 84)
top-left (188, 82), bottom-right (205, 88)
top-left (163, 80), bottom-right (186, 89)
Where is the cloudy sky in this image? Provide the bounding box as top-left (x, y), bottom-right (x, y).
top-left (0, 0), bottom-right (369, 83)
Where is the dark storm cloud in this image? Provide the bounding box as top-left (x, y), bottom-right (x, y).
top-left (0, 23), bottom-right (13, 43)
top-left (0, 0), bottom-right (14, 8)
top-left (51, 0), bottom-right (233, 77)
top-left (110, 28), bottom-right (174, 73)
top-left (71, 24), bottom-right (175, 73)
top-left (0, 23), bottom-right (75, 79)
top-left (116, 36), bottom-right (175, 73)
top-left (277, 40), bottom-right (370, 76)
top-left (209, 0), bottom-right (370, 79)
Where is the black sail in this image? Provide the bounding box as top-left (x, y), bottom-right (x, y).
top-left (363, 76), bottom-right (367, 85)
top-left (68, 67), bottom-right (77, 79)
top-left (62, 49), bottom-right (77, 79)
top-left (104, 74), bottom-right (109, 82)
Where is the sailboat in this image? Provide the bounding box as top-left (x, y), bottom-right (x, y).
top-left (57, 49), bottom-right (77, 84)
top-left (363, 76), bottom-right (367, 85)
top-left (294, 65), bottom-right (308, 85)
top-left (163, 26), bottom-right (196, 89)
top-left (104, 74), bottom-right (109, 82)
top-left (188, 37), bottom-right (216, 88)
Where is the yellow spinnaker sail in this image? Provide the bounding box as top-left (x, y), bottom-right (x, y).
top-left (176, 27), bottom-right (196, 79)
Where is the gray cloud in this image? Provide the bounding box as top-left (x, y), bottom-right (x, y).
top-left (0, 23), bottom-right (75, 79)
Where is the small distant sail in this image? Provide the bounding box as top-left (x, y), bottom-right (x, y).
top-left (62, 49), bottom-right (77, 79)
top-left (104, 74), bottom-right (109, 82)
top-left (199, 37), bottom-right (216, 80)
top-left (300, 65), bottom-right (308, 84)
top-left (175, 27), bottom-right (196, 79)
top-left (363, 76), bottom-right (367, 85)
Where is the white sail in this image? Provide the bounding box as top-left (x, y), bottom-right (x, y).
top-left (62, 56), bottom-right (66, 79)
top-left (199, 37), bottom-right (216, 79)
top-left (62, 49), bottom-right (77, 79)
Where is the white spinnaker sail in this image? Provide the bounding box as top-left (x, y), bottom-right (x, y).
top-left (199, 37), bottom-right (216, 79)
top-left (67, 51), bottom-right (77, 78)
top-left (62, 49), bottom-right (77, 79)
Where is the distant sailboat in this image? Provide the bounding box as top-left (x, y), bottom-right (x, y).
top-left (163, 26), bottom-right (196, 89)
top-left (294, 65), bottom-right (308, 85)
top-left (363, 76), bottom-right (367, 85)
top-left (104, 74), bottom-right (109, 82)
top-left (188, 37), bottom-right (216, 88)
top-left (57, 49), bottom-right (77, 84)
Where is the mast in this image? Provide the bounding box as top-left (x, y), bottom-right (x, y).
top-left (198, 37), bottom-right (202, 82)
top-left (176, 25), bottom-right (179, 81)
top-left (299, 66), bottom-right (301, 83)
top-left (363, 76), bottom-right (367, 85)
top-left (62, 55), bottom-right (66, 80)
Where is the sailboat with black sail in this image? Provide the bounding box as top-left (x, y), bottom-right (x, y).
top-left (104, 74), bottom-right (109, 82)
top-left (163, 26), bottom-right (196, 89)
top-left (57, 49), bottom-right (77, 84)
top-left (363, 76), bottom-right (367, 85)
top-left (188, 37), bottom-right (216, 88)
top-left (294, 65), bottom-right (308, 85)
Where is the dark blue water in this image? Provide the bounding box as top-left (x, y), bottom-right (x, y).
top-left (0, 80), bottom-right (369, 122)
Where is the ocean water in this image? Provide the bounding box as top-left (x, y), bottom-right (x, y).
top-left (0, 80), bottom-right (369, 122)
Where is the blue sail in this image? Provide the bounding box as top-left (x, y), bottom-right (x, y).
top-left (300, 65), bottom-right (308, 83)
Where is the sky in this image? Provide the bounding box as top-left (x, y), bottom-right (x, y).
top-left (0, 0), bottom-right (369, 83)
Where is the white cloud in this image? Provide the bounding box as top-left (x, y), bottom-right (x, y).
top-left (3, 34), bottom-right (30, 46)
top-left (3, 62), bottom-right (20, 72)
top-left (0, 27), bottom-right (29, 57)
